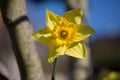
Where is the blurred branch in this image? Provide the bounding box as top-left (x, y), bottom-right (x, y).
top-left (66, 0), bottom-right (92, 80)
top-left (0, 62), bottom-right (9, 80)
top-left (0, 0), bottom-right (45, 80)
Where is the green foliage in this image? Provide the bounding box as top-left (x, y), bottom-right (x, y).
top-left (98, 69), bottom-right (120, 80)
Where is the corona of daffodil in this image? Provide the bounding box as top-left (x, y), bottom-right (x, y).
top-left (32, 9), bottom-right (95, 63)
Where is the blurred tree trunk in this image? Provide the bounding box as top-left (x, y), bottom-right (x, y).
top-left (0, 0), bottom-right (45, 80)
top-left (0, 9), bottom-right (4, 46)
top-left (66, 0), bottom-right (93, 80)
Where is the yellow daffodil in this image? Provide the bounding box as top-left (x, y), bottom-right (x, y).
top-left (32, 9), bottom-right (95, 63)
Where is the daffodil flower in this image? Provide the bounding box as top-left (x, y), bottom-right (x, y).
top-left (32, 9), bottom-right (95, 63)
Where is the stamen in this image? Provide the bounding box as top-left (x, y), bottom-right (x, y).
top-left (60, 30), bottom-right (68, 39)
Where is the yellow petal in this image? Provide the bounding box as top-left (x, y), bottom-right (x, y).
top-left (46, 9), bottom-right (61, 31)
top-left (62, 9), bottom-right (83, 24)
top-left (48, 44), bottom-right (67, 63)
top-left (32, 27), bottom-right (53, 46)
top-left (65, 42), bottom-right (86, 59)
top-left (74, 24), bottom-right (95, 42)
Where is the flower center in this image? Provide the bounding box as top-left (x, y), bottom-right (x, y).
top-left (53, 19), bottom-right (77, 46)
top-left (60, 30), bottom-right (68, 39)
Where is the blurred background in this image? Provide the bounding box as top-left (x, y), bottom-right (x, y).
top-left (0, 0), bottom-right (120, 80)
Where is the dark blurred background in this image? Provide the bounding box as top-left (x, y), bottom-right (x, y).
top-left (0, 0), bottom-right (120, 80)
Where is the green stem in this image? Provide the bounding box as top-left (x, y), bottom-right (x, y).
top-left (51, 58), bottom-right (58, 80)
